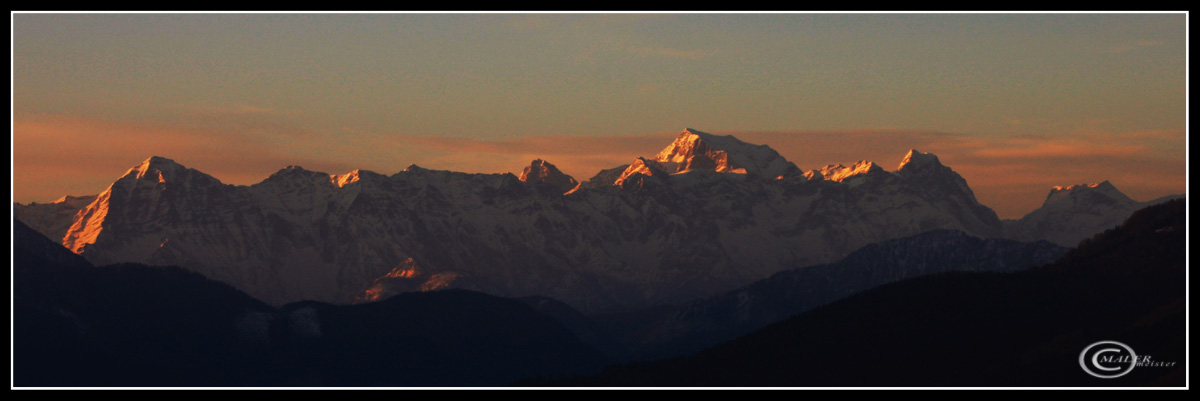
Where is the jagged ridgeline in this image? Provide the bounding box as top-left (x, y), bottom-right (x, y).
top-left (13, 128), bottom-right (1165, 311)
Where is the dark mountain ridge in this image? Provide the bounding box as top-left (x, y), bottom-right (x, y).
top-left (549, 199), bottom-right (1185, 387)
top-left (13, 219), bottom-right (604, 387)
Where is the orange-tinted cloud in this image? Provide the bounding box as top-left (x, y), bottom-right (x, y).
top-left (972, 142), bottom-right (1145, 159)
top-left (12, 113), bottom-right (358, 201)
top-left (391, 132), bottom-right (668, 178)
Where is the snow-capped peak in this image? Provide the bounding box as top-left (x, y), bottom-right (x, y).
top-left (810, 161), bottom-right (885, 182)
top-left (113, 156), bottom-right (226, 189)
top-left (1050, 181), bottom-right (1113, 192)
top-left (126, 156), bottom-right (185, 181)
top-left (519, 159), bottom-right (579, 193)
top-left (614, 157), bottom-right (674, 187)
top-left (269, 165), bottom-right (322, 176)
top-left (897, 149), bottom-right (944, 172)
top-left (1043, 180), bottom-right (1134, 206)
top-left (140, 155), bottom-right (178, 167)
top-left (332, 170), bottom-right (365, 188)
top-left (651, 128), bottom-right (799, 178)
top-left (264, 165), bottom-right (330, 185)
top-left (654, 129), bottom-right (747, 160)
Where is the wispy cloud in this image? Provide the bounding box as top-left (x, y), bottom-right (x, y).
top-left (1106, 40), bottom-right (1163, 53)
top-left (170, 103), bottom-right (313, 139)
top-left (504, 14), bottom-right (662, 32)
top-left (623, 45), bottom-right (718, 60)
top-left (971, 141), bottom-right (1145, 159)
top-left (398, 133), bottom-right (667, 156)
top-left (12, 113), bottom-right (356, 202)
top-left (182, 103), bottom-right (278, 116)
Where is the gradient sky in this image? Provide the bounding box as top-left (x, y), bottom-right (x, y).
top-left (11, 12), bottom-right (1187, 218)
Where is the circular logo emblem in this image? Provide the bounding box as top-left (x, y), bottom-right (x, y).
top-left (1079, 341), bottom-right (1138, 379)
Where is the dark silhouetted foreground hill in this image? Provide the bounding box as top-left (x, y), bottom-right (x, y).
top-left (548, 199), bottom-right (1185, 387)
top-left (15, 220), bottom-right (276, 386)
top-left (620, 230), bottom-right (1068, 362)
top-left (263, 290), bottom-right (604, 386)
top-left (13, 220), bottom-right (602, 387)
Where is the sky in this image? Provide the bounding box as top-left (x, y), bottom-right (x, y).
top-left (11, 12), bottom-right (1187, 218)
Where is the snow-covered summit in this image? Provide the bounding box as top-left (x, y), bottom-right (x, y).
top-left (896, 149), bottom-right (944, 172)
top-left (1004, 180), bottom-right (1171, 246)
top-left (1043, 180), bottom-right (1134, 207)
top-left (613, 157), bottom-right (675, 187)
top-left (519, 159), bottom-right (579, 194)
top-left (332, 170), bottom-right (359, 188)
top-left (651, 128), bottom-right (800, 178)
top-left (266, 165), bottom-right (328, 180)
top-left (113, 156), bottom-right (224, 189)
top-left (810, 161), bottom-right (885, 182)
top-left (125, 156), bottom-right (184, 181)
top-left (607, 128), bottom-right (800, 187)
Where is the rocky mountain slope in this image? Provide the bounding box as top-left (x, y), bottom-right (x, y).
top-left (13, 195), bottom-right (97, 243)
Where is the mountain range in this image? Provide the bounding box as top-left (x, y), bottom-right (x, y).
top-left (13, 128), bottom-right (1181, 312)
